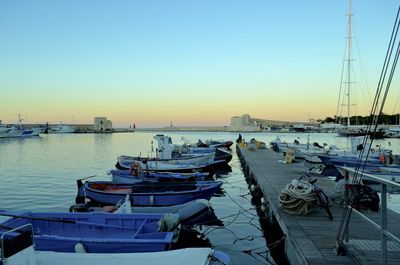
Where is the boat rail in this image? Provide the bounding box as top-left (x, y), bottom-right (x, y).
top-left (1, 224), bottom-right (34, 261)
top-left (338, 167), bottom-right (400, 265)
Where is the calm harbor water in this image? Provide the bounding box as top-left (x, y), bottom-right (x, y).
top-left (0, 131), bottom-right (399, 264)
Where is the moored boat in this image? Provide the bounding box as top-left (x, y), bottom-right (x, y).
top-left (0, 211), bottom-right (177, 253)
top-left (195, 139), bottom-right (233, 149)
top-left (317, 155), bottom-right (384, 167)
top-left (48, 124), bottom-right (76, 133)
top-left (109, 168), bottom-right (210, 184)
top-left (0, 223), bottom-right (232, 265)
top-left (76, 180), bottom-right (223, 206)
top-left (70, 197), bottom-right (214, 226)
top-left (0, 224), bottom-right (232, 265)
top-left (116, 157), bottom-right (223, 172)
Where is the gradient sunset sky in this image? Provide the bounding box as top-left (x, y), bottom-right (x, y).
top-left (1, 0), bottom-right (399, 127)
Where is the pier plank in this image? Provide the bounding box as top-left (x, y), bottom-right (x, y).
top-left (237, 146), bottom-right (400, 265)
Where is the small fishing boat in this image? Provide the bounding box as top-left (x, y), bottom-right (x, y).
top-left (318, 155), bottom-right (385, 167)
top-left (269, 136), bottom-right (329, 159)
top-left (316, 137), bottom-right (392, 167)
top-left (0, 115), bottom-right (38, 138)
top-left (70, 197), bottom-right (216, 226)
top-left (117, 153), bottom-right (215, 170)
top-left (195, 139), bottom-right (234, 149)
top-left (115, 135), bottom-right (232, 170)
top-left (161, 135), bottom-right (233, 164)
top-left (0, 211), bottom-right (177, 253)
top-left (109, 168), bottom-right (210, 184)
top-left (48, 124), bottom-right (76, 133)
top-left (0, 125), bottom-right (34, 138)
top-left (76, 180), bottom-right (223, 206)
top-left (116, 157), bottom-right (225, 172)
top-left (0, 226), bottom-right (232, 265)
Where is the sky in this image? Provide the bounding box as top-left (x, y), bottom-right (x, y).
top-left (1, 0), bottom-right (399, 128)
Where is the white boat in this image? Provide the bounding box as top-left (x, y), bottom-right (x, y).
top-left (117, 154), bottom-right (216, 172)
top-left (116, 134), bottom-right (232, 171)
top-left (119, 152), bottom-right (215, 166)
top-left (0, 115), bottom-right (36, 138)
top-left (29, 127), bottom-right (46, 136)
top-left (0, 121), bottom-right (12, 138)
top-left (384, 126), bottom-right (400, 138)
top-left (2, 115), bottom-right (47, 138)
top-left (70, 197), bottom-right (212, 225)
top-left (0, 233), bottom-right (231, 265)
top-left (49, 124), bottom-right (76, 133)
top-left (270, 136), bottom-right (329, 162)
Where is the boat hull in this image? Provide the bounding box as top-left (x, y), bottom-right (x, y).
top-left (116, 154), bottom-right (218, 172)
top-left (77, 180), bottom-right (223, 206)
top-left (0, 211), bottom-right (174, 253)
top-left (110, 170), bottom-right (209, 184)
top-left (1, 245), bottom-right (231, 265)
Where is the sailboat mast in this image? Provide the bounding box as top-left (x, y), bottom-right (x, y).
top-left (346, 0), bottom-right (353, 127)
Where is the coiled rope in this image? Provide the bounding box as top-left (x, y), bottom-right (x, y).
top-left (278, 179), bottom-right (317, 216)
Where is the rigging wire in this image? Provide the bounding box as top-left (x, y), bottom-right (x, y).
top-left (353, 23), bottom-right (374, 110)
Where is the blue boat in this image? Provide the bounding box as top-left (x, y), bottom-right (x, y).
top-left (76, 180), bottom-right (223, 206)
top-left (0, 211), bottom-right (175, 253)
top-left (109, 169), bottom-right (210, 184)
top-left (0, 223), bottom-right (231, 265)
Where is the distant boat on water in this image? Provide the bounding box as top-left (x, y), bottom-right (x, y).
top-left (0, 115), bottom-right (40, 138)
top-left (384, 126), bottom-right (400, 138)
top-left (48, 124), bottom-right (76, 133)
top-left (337, 127), bottom-right (386, 139)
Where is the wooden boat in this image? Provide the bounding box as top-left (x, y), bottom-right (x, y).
top-left (115, 135), bottom-right (232, 170)
top-left (116, 156), bottom-right (222, 172)
top-left (154, 134), bottom-right (232, 162)
top-left (69, 197), bottom-right (218, 226)
top-left (0, 225), bottom-right (232, 265)
top-left (0, 211), bottom-right (177, 253)
top-left (195, 139), bottom-right (233, 149)
top-left (109, 169), bottom-right (210, 184)
top-left (76, 180), bottom-right (223, 206)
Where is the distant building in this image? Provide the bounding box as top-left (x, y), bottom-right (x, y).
top-left (229, 114), bottom-right (262, 131)
top-left (229, 114), bottom-right (317, 131)
top-left (93, 117), bottom-right (113, 133)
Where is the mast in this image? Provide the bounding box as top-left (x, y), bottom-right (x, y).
top-left (18, 113), bottom-right (23, 129)
top-left (346, 0), bottom-right (353, 126)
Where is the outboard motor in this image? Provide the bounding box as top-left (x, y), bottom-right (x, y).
top-left (75, 180), bottom-right (86, 204)
top-left (69, 203), bottom-right (90, 212)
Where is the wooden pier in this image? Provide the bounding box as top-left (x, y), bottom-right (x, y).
top-left (237, 145), bottom-right (400, 265)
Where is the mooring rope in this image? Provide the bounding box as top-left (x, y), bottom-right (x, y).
top-left (278, 179), bottom-right (317, 216)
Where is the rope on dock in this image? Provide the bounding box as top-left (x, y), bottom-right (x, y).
top-left (278, 179), bottom-right (317, 215)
